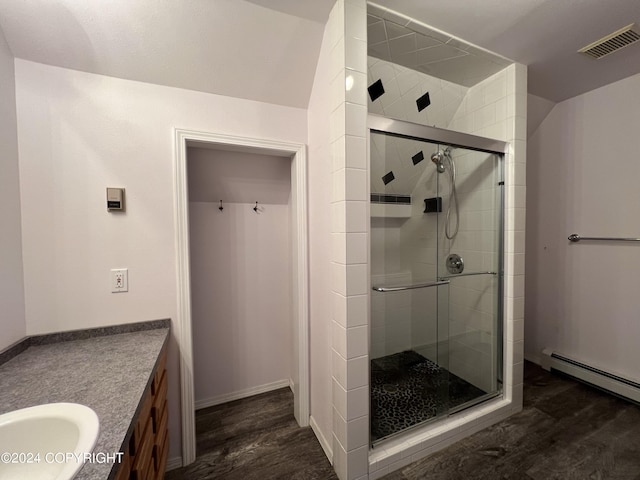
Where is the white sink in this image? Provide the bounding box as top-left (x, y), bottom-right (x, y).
top-left (0, 403), bottom-right (99, 480)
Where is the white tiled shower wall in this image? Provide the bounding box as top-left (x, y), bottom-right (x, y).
top-left (328, 1), bottom-right (371, 479)
top-left (365, 27), bottom-right (526, 480)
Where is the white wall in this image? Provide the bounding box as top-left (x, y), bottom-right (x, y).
top-left (189, 201), bottom-right (291, 405)
top-left (14, 58), bottom-right (307, 461)
top-left (526, 72), bottom-right (640, 383)
top-left (306, 1), bottom-right (337, 460)
top-left (0, 26), bottom-right (25, 350)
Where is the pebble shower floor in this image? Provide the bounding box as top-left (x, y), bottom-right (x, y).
top-left (370, 350), bottom-right (486, 442)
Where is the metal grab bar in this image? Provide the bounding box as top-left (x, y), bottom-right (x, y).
top-left (372, 280), bottom-right (449, 293)
top-left (439, 271), bottom-right (497, 280)
top-left (568, 233), bottom-right (640, 243)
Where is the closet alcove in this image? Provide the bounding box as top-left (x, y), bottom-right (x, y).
top-left (187, 146), bottom-right (294, 409)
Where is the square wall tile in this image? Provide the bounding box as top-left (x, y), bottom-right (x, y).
top-left (333, 320), bottom-right (347, 357)
top-left (346, 135), bottom-right (367, 169)
top-left (333, 168), bottom-right (346, 203)
top-left (346, 70), bottom-right (368, 106)
top-left (333, 379), bottom-right (348, 420)
top-left (345, 36), bottom-right (367, 74)
top-left (345, 2), bottom-right (366, 41)
top-left (347, 355), bottom-right (368, 389)
top-left (330, 103), bottom-right (346, 143)
top-left (333, 233), bottom-right (347, 264)
top-left (333, 292), bottom-right (348, 327)
top-left (346, 264), bottom-right (368, 296)
top-left (346, 233), bottom-right (367, 264)
top-left (346, 168), bottom-right (367, 201)
top-left (331, 262), bottom-right (347, 295)
top-left (346, 386), bottom-right (368, 420)
top-left (333, 435), bottom-right (348, 480)
top-left (345, 102), bottom-right (367, 137)
top-left (332, 202), bottom-right (346, 233)
top-left (347, 415), bottom-right (369, 450)
top-left (333, 348), bottom-right (348, 389)
top-left (346, 201), bottom-right (367, 232)
top-left (330, 37), bottom-right (346, 84)
top-left (347, 294), bottom-right (368, 327)
top-left (347, 324), bottom-right (368, 357)
top-left (333, 407), bottom-right (348, 450)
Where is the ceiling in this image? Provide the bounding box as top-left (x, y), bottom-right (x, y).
top-left (0, 0), bottom-right (329, 109)
top-left (0, 0), bottom-right (639, 107)
top-left (370, 0), bottom-right (640, 102)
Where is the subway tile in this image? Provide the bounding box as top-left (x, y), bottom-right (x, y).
top-left (331, 262), bottom-right (347, 295)
top-left (346, 232), bottom-right (367, 264)
top-left (346, 200), bottom-right (367, 232)
top-left (347, 445), bottom-right (369, 479)
top-left (346, 385), bottom-right (368, 420)
top-left (330, 103), bottom-right (346, 143)
top-left (346, 135), bottom-right (367, 169)
top-left (346, 264), bottom-right (368, 295)
top-left (333, 348), bottom-right (348, 388)
top-left (329, 38), bottom-right (346, 87)
top-left (345, 2), bottom-right (367, 41)
top-left (346, 168), bottom-right (367, 201)
top-left (347, 325), bottom-right (368, 358)
top-left (332, 202), bottom-right (346, 233)
top-left (333, 292), bottom-right (348, 327)
top-left (347, 355), bottom-right (368, 389)
top-left (333, 320), bottom-right (347, 357)
top-left (345, 70), bottom-right (368, 106)
top-left (347, 415), bottom-right (369, 450)
top-left (333, 379), bottom-right (348, 420)
top-left (347, 294), bottom-right (368, 327)
top-left (333, 168), bottom-right (346, 202)
top-left (331, 70), bottom-right (346, 112)
top-left (333, 407), bottom-right (348, 451)
top-left (345, 36), bottom-right (367, 74)
top-left (333, 434), bottom-right (348, 480)
top-left (333, 135), bottom-right (347, 172)
top-left (332, 233), bottom-right (347, 264)
top-left (345, 102), bottom-right (367, 137)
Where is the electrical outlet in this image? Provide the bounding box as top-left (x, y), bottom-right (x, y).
top-left (111, 268), bottom-right (128, 293)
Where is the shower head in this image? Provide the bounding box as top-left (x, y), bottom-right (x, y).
top-left (430, 150), bottom-right (446, 173)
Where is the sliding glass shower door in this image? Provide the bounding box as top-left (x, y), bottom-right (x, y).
top-left (370, 126), bottom-right (503, 443)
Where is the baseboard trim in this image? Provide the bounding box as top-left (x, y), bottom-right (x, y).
top-left (310, 415), bottom-right (333, 464)
top-left (194, 379), bottom-right (290, 410)
top-left (166, 456), bottom-right (183, 471)
top-left (524, 353), bottom-right (541, 365)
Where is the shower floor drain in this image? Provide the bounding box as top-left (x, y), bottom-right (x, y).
top-left (382, 384), bottom-right (399, 393)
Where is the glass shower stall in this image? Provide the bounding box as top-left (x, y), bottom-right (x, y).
top-left (369, 116), bottom-right (506, 443)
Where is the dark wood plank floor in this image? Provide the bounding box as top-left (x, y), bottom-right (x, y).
top-left (166, 362), bottom-right (640, 479)
top-left (382, 362), bottom-right (640, 479)
top-left (165, 388), bottom-right (337, 480)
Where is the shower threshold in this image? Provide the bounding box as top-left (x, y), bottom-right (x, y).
top-left (370, 350), bottom-right (491, 444)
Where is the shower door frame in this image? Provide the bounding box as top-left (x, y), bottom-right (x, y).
top-left (368, 114), bottom-right (508, 440)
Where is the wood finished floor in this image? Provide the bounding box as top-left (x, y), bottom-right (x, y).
top-left (165, 388), bottom-right (337, 480)
top-left (166, 362), bottom-right (640, 479)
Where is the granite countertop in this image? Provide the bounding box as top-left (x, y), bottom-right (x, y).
top-left (0, 323), bottom-right (169, 480)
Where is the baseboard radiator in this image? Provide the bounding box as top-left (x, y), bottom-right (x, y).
top-left (541, 348), bottom-right (640, 404)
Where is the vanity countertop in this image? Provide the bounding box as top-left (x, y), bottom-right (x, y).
top-left (0, 322), bottom-right (169, 480)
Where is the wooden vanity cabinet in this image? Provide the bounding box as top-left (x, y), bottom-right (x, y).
top-left (115, 345), bottom-right (168, 480)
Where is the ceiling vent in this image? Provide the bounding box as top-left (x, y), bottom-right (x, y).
top-left (578, 23), bottom-right (640, 59)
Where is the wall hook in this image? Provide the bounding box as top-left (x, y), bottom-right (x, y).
top-left (218, 200), bottom-right (224, 211)
top-left (253, 201), bottom-right (259, 213)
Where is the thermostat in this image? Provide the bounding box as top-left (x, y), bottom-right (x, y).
top-left (107, 188), bottom-right (125, 211)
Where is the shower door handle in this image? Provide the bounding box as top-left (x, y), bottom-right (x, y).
top-left (372, 280), bottom-right (449, 292)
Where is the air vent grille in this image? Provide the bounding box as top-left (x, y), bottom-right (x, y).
top-left (579, 24), bottom-right (640, 59)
